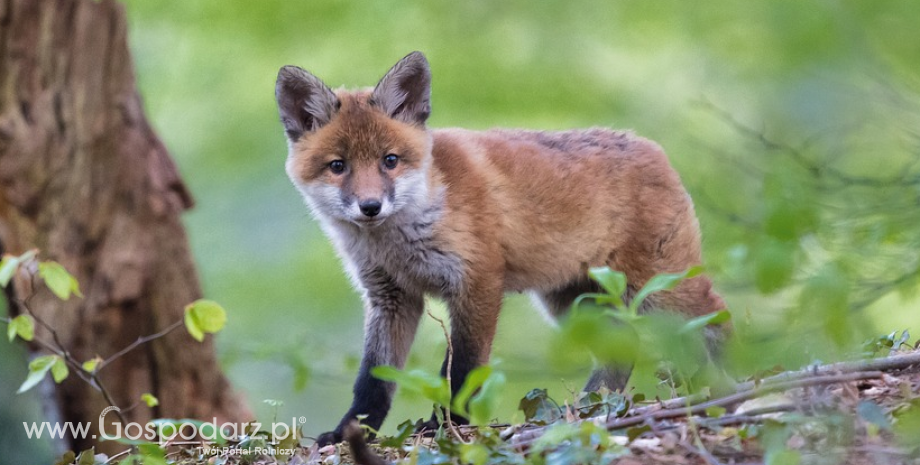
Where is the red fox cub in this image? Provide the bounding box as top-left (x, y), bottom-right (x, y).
top-left (275, 52), bottom-right (725, 445)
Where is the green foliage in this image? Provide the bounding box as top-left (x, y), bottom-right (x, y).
top-left (864, 330), bottom-right (912, 357)
top-left (856, 400), bottom-right (891, 432)
top-left (893, 400), bottom-right (920, 450)
top-left (37, 261), bottom-right (83, 300)
top-left (530, 422), bottom-right (627, 465)
top-left (557, 266), bottom-right (730, 397)
top-left (372, 366), bottom-right (451, 408)
top-left (18, 355), bottom-right (67, 394)
top-left (7, 314), bottom-right (34, 342)
top-left (75, 448), bottom-right (99, 465)
top-left (82, 357), bottom-right (102, 373)
top-left (184, 299), bottom-right (228, 342)
top-left (141, 393), bottom-right (159, 408)
top-left (372, 363), bottom-right (506, 427)
top-left (630, 267), bottom-right (703, 316)
top-left (518, 389), bottom-right (561, 426)
top-left (0, 250), bottom-right (36, 287)
top-left (576, 266), bottom-right (704, 318)
top-left (466, 370), bottom-right (506, 427)
top-left (549, 306), bottom-right (639, 369)
top-left (452, 365), bottom-right (507, 426)
top-left (118, 444), bottom-right (167, 465)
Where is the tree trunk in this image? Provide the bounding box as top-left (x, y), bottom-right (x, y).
top-left (0, 0), bottom-right (251, 454)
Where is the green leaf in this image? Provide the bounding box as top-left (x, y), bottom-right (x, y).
top-left (76, 448), bottom-right (96, 465)
top-left (53, 451), bottom-right (76, 465)
top-left (184, 300), bottom-right (227, 342)
top-left (680, 310), bottom-right (732, 334)
top-left (371, 366), bottom-right (451, 406)
top-left (550, 310), bottom-right (639, 367)
top-left (587, 267), bottom-right (627, 306)
top-left (136, 444), bottom-right (167, 465)
top-left (753, 239), bottom-right (796, 294)
top-left (184, 311), bottom-right (204, 342)
top-left (705, 406), bottom-right (726, 418)
top-left (8, 314), bottom-right (35, 342)
top-left (761, 421), bottom-right (800, 465)
top-left (51, 356), bottom-right (69, 383)
top-left (857, 400), bottom-right (891, 431)
top-left (380, 420), bottom-right (415, 448)
top-left (518, 389), bottom-right (561, 425)
top-left (763, 191), bottom-right (818, 242)
top-left (460, 443), bottom-right (490, 465)
top-left (469, 371), bottom-right (505, 426)
top-left (629, 266), bottom-right (703, 314)
top-left (452, 365), bottom-right (492, 417)
top-left (893, 401), bottom-right (920, 449)
top-left (82, 357), bottom-right (102, 373)
top-left (18, 355), bottom-right (57, 393)
top-left (141, 393), bottom-right (159, 408)
top-left (38, 261), bottom-right (83, 300)
top-left (800, 263), bottom-right (851, 347)
top-left (0, 250), bottom-right (34, 287)
top-left (0, 256), bottom-right (20, 287)
top-left (572, 292), bottom-right (624, 311)
top-left (627, 424), bottom-right (651, 442)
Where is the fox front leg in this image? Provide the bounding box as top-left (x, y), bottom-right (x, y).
top-left (317, 268), bottom-right (424, 446)
top-left (417, 276), bottom-right (502, 434)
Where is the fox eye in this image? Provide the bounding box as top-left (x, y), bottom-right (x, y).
top-left (383, 154), bottom-right (399, 170)
top-left (329, 160), bottom-right (346, 174)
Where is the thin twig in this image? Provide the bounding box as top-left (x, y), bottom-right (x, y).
top-left (640, 350), bottom-right (920, 416)
top-left (699, 99), bottom-right (920, 188)
top-left (103, 448), bottom-right (134, 464)
top-left (511, 368), bottom-right (891, 450)
top-left (13, 272), bottom-right (131, 425)
top-left (99, 319), bottom-right (184, 371)
top-left (426, 309), bottom-right (467, 443)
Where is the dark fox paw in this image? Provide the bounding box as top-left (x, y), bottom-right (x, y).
top-left (316, 429), bottom-right (343, 447)
top-left (413, 417), bottom-right (441, 436)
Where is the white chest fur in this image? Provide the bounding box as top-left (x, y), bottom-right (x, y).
top-left (323, 199), bottom-right (465, 298)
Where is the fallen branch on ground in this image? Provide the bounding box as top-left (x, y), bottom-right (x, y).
top-left (346, 350), bottom-right (920, 462)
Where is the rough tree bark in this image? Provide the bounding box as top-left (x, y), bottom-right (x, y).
top-left (0, 0), bottom-right (251, 454)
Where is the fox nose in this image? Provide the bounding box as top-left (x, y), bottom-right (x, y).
top-left (359, 200), bottom-right (382, 217)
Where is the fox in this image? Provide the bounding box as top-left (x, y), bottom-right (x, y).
top-left (275, 52), bottom-right (726, 445)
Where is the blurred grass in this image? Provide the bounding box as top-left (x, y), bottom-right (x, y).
top-left (4, 0), bottom-right (920, 460)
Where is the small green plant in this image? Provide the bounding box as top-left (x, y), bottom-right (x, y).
top-left (1, 249), bottom-right (229, 464)
top-left (372, 362), bottom-right (507, 428)
top-left (556, 266), bottom-right (731, 397)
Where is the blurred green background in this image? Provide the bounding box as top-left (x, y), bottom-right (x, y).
top-left (4, 0), bottom-right (920, 461)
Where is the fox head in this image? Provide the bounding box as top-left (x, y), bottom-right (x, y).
top-left (275, 52), bottom-right (434, 228)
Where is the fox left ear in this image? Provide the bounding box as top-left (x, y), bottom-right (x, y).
top-left (371, 52), bottom-right (431, 125)
top-left (275, 65), bottom-right (339, 142)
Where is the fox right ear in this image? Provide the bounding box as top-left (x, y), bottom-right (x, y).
top-left (371, 52), bottom-right (431, 125)
top-left (275, 66), bottom-right (339, 141)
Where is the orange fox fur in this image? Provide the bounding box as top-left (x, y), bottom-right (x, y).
top-left (275, 52), bottom-right (725, 445)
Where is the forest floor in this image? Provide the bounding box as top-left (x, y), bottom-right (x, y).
top-left (172, 350), bottom-right (920, 465)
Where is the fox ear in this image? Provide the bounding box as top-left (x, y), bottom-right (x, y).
top-left (275, 66), bottom-right (339, 141)
top-left (371, 52), bottom-right (431, 125)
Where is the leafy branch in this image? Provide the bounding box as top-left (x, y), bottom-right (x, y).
top-left (1, 249), bottom-right (228, 451)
